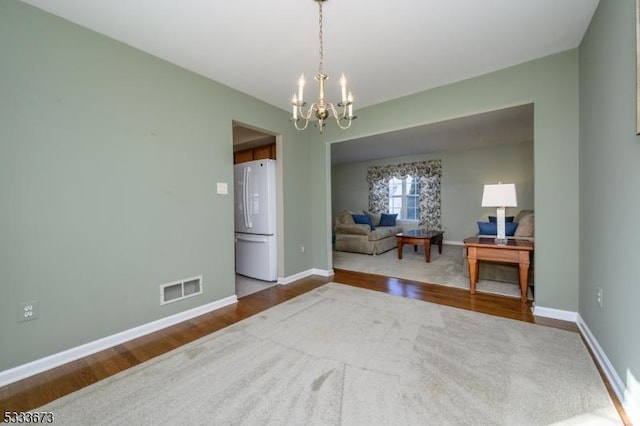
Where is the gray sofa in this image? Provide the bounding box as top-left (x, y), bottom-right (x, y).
top-left (334, 210), bottom-right (403, 255)
top-left (462, 210), bottom-right (535, 284)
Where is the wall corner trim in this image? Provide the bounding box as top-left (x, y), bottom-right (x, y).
top-left (0, 295), bottom-right (238, 388)
top-left (277, 268), bottom-right (333, 285)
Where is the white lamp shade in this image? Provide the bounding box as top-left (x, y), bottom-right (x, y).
top-left (481, 183), bottom-right (518, 207)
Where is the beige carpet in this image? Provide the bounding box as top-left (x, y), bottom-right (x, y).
top-left (333, 244), bottom-right (533, 300)
top-left (37, 283), bottom-right (619, 425)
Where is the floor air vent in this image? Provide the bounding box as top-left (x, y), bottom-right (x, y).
top-left (161, 276), bottom-right (203, 305)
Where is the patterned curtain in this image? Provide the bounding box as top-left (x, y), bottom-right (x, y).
top-left (366, 160), bottom-right (442, 230)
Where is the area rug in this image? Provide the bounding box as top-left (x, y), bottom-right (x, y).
top-left (333, 244), bottom-right (533, 300)
top-left (37, 283), bottom-right (619, 425)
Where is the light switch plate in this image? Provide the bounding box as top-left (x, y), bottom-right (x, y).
top-left (216, 182), bottom-right (228, 195)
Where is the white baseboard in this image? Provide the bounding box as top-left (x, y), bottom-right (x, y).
top-left (577, 314), bottom-right (640, 425)
top-left (0, 295), bottom-right (238, 388)
top-left (532, 305), bottom-right (578, 322)
top-left (278, 268), bottom-right (333, 285)
top-left (444, 240), bottom-right (465, 246)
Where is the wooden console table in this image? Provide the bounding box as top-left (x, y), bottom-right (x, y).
top-left (396, 230), bottom-right (444, 263)
top-left (463, 237), bottom-right (534, 303)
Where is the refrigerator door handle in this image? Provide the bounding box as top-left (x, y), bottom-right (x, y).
top-left (236, 234), bottom-right (268, 243)
top-left (243, 166), bottom-right (252, 229)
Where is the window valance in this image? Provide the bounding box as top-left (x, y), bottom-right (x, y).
top-left (366, 160), bottom-right (442, 182)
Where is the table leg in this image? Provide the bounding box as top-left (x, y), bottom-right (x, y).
top-left (437, 238), bottom-right (443, 254)
top-left (467, 247), bottom-right (478, 295)
top-left (518, 265), bottom-right (529, 303)
top-left (518, 251), bottom-right (530, 303)
top-left (396, 237), bottom-right (403, 259)
top-left (425, 240), bottom-right (432, 262)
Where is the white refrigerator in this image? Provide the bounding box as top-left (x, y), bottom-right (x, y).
top-left (234, 159), bottom-right (277, 281)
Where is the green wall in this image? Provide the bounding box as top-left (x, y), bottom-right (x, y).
top-left (0, 0), bottom-right (319, 372)
top-left (331, 141), bottom-right (534, 243)
top-left (579, 0), bottom-right (640, 404)
top-left (319, 50), bottom-right (580, 311)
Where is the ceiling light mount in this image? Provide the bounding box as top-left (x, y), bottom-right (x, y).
top-left (291, 0), bottom-right (356, 133)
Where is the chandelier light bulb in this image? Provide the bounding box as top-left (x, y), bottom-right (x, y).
top-left (340, 74), bottom-right (347, 103)
top-left (292, 94), bottom-right (298, 119)
top-left (298, 74), bottom-right (305, 103)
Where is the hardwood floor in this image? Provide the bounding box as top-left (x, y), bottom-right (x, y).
top-left (0, 269), bottom-right (630, 424)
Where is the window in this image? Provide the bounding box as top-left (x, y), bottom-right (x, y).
top-left (367, 160), bottom-right (441, 230)
top-left (388, 176), bottom-right (420, 220)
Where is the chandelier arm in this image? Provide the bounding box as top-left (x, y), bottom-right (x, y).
top-left (334, 117), bottom-right (354, 130)
top-left (292, 101), bottom-right (324, 130)
top-left (298, 102), bottom-right (319, 121)
top-left (325, 103), bottom-right (341, 120)
top-left (293, 119), bottom-right (311, 131)
top-left (328, 102), bottom-right (350, 119)
top-left (327, 102), bottom-right (352, 122)
top-left (321, 103), bottom-right (351, 129)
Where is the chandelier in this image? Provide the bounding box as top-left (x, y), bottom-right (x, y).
top-left (291, 0), bottom-right (356, 133)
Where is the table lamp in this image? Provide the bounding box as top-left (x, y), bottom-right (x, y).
top-left (481, 183), bottom-right (517, 244)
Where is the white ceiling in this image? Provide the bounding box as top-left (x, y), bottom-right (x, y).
top-left (20, 0), bottom-right (597, 164)
top-left (21, 0), bottom-right (598, 113)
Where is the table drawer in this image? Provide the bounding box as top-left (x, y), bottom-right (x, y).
top-left (469, 247), bottom-right (521, 263)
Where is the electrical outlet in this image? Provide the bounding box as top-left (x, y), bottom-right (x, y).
top-left (18, 300), bottom-right (39, 322)
top-left (300, 245), bottom-right (305, 253)
top-left (596, 288), bottom-right (603, 308)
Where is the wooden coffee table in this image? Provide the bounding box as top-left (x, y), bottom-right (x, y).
top-left (396, 230), bottom-right (444, 263)
top-left (463, 237), bottom-right (534, 303)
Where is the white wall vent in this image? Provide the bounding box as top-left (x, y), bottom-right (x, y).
top-left (161, 276), bottom-right (203, 305)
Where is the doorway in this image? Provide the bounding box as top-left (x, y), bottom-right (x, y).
top-left (328, 104), bottom-right (535, 301)
top-left (232, 122), bottom-right (282, 297)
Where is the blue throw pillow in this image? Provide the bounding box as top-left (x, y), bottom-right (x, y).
top-left (505, 222), bottom-right (519, 236)
top-left (477, 222), bottom-right (497, 235)
top-left (352, 214), bottom-right (375, 230)
top-left (478, 221), bottom-right (519, 236)
top-left (379, 213), bottom-right (398, 226)
top-left (488, 216), bottom-right (515, 223)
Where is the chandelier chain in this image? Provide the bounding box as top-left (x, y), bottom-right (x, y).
top-left (318, 0), bottom-right (324, 74)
